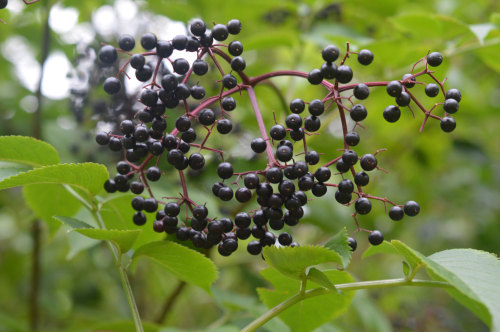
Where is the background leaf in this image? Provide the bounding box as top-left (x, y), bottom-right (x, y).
top-left (23, 184), bottom-right (81, 228)
top-left (132, 241), bottom-right (218, 294)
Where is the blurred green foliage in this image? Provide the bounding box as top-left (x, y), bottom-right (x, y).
top-left (0, 0), bottom-right (499, 331)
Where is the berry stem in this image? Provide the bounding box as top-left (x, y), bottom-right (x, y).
top-left (241, 278), bottom-right (451, 332)
top-left (178, 170), bottom-right (193, 210)
top-left (246, 86), bottom-right (280, 167)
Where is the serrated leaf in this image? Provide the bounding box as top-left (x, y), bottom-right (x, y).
top-left (23, 184), bottom-right (81, 226)
top-left (0, 162), bottom-right (31, 181)
top-left (258, 267), bottom-right (354, 332)
top-left (307, 267), bottom-right (336, 291)
top-left (324, 227), bottom-right (352, 268)
top-left (263, 245), bottom-right (342, 280)
top-left (132, 241), bottom-right (218, 294)
top-left (429, 249), bottom-right (500, 332)
top-left (75, 228), bottom-right (141, 254)
top-left (362, 240), bottom-right (398, 259)
top-left (99, 194), bottom-right (164, 249)
top-left (54, 215), bottom-right (93, 229)
top-left (0, 163), bottom-right (108, 198)
top-left (0, 136), bottom-right (59, 167)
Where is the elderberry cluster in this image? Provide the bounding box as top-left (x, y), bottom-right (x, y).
top-left (96, 18), bottom-right (460, 256)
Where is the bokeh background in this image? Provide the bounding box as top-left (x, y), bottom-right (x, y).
top-left (0, 0), bottom-right (499, 331)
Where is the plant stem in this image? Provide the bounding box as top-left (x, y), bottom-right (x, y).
top-left (93, 208), bottom-right (144, 332)
top-left (246, 86), bottom-right (278, 167)
top-left (241, 278), bottom-right (450, 332)
top-left (29, 2), bottom-right (51, 330)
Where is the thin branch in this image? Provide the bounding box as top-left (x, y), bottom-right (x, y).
top-left (155, 281), bottom-right (186, 324)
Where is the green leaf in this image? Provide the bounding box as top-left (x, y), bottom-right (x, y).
top-left (263, 245), bottom-right (342, 280)
top-left (428, 249), bottom-right (500, 332)
top-left (491, 12), bottom-right (500, 27)
top-left (351, 291), bottom-right (393, 332)
top-left (0, 136), bottom-right (59, 167)
top-left (55, 216), bottom-right (141, 254)
top-left (475, 41), bottom-right (500, 73)
top-left (362, 240), bottom-right (398, 259)
top-left (0, 162), bottom-right (31, 181)
top-left (323, 227), bottom-right (352, 268)
top-left (99, 194), bottom-right (164, 249)
top-left (402, 261), bottom-right (410, 277)
top-left (258, 267), bottom-right (354, 332)
top-left (389, 13), bottom-right (470, 40)
top-left (307, 267), bottom-right (336, 291)
top-left (132, 241), bottom-right (218, 294)
top-left (390, 241), bottom-right (494, 329)
top-left (75, 228), bottom-right (141, 254)
top-left (54, 215), bottom-right (93, 229)
top-left (23, 184), bottom-right (81, 226)
top-left (0, 163), bottom-right (108, 198)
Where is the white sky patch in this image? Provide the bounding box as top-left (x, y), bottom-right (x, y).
top-left (92, 5), bottom-right (118, 37)
top-left (6, 0), bottom-right (23, 14)
top-left (60, 22), bottom-right (96, 45)
top-left (49, 4), bottom-right (79, 34)
top-left (115, 0), bottom-right (138, 21)
top-left (1, 36), bottom-right (41, 92)
top-left (41, 51), bottom-right (71, 100)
